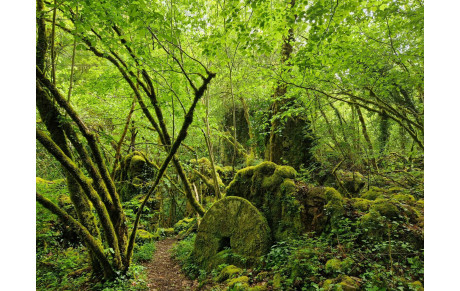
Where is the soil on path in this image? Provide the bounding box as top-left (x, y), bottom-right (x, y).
top-left (144, 238), bottom-right (199, 291)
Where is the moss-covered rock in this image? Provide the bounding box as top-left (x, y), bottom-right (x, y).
top-left (113, 151), bottom-right (157, 201)
top-left (324, 187), bottom-right (345, 224)
top-left (337, 275), bottom-right (360, 291)
top-left (295, 184), bottom-right (328, 234)
top-left (216, 265), bottom-right (243, 282)
top-left (371, 198), bottom-right (400, 219)
top-left (225, 162), bottom-right (302, 241)
top-left (226, 276), bottom-right (250, 289)
top-left (157, 228), bottom-right (175, 237)
top-left (361, 186), bottom-right (386, 201)
top-left (351, 198), bottom-right (372, 212)
top-left (136, 229), bottom-right (157, 243)
top-left (321, 275), bottom-right (360, 291)
top-left (358, 209), bottom-right (386, 237)
top-left (336, 170), bottom-right (366, 196)
top-left (393, 193), bottom-right (416, 204)
top-left (325, 258), bottom-right (342, 274)
top-left (174, 217), bottom-right (195, 234)
top-left (194, 196), bottom-right (271, 270)
top-left (321, 279), bottom-right (334, 290)
top-left (325, 257), bottom-right (354, 275)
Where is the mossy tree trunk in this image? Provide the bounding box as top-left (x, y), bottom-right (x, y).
top-left (36, 0), bottom-right (103, 276)
top-left (36, 0), bottom-right (214, 281)
top-left (265, 0), bottom-right (318, 170)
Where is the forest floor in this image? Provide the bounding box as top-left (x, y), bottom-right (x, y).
top-left (143, 238), bottom-right (198, 291)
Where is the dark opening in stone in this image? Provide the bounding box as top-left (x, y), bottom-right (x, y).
top-left (218, 236), bottom-right (231, 251)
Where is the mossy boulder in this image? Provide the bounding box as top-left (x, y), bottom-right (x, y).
top-left (358, 209), bottom-right (386, 237)
top-left (174, 217), bottom-right (195, 234)
top-left (295, 184), bottom-right (328, 233)
top-left (136, 229), bottom-right (157, 243)
top-left (325, 258), bottom-right (342, 274)
top-left (114, 151), bottom-right (157, 201)
top-left (157, 228), bottom-right (175, 237)
top-left (193, 196), bottom-right (271, 270)
top-left (371, 198), bottom-right (400, 219)
top-left (393, 193), bottom-right (416, 204)
top-left (216, 165), bottom-right (235, 185)
top-left (226, 162), bottom-right (303, 241)
top-left (325, 257), bottom-right (354, 275)
top-left (336, 275), bottom-right (360, 290)
top-left (361, 186), bottom-right (386, 200)
top-left (226, 276), bottom-right (249, 289)
top-left (324, 187), bottom-right (345, 222)
top-left (321, 275), bottom-right (360, 291)
top-left (351, 198), bottom-right (372, 212)
top-left (336, 170), bottom-right (366, 196)
top-left (216, 265), bottom-right (243, 282)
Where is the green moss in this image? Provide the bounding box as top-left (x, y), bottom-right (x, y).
top-left (194, 196), bottom-right (271, 270)
top-left (226, 276), bottom-right (249, 289)
top-left (322, 279), bottom-right (334, 290)
top-left (409, 281), bottom-right (424, 291)
top-left (361, 186), bottom-right (385, 200)
top-left (136, 229), bottom-right (156, 243)
top-left (217, 265), bottom-right (243, 282)
top-left (113, 151), bottom-right (157, 201)
top-left (388, 186), bottom-right (404, 193)
top-left (174, 217), bottom-right (195, 234)
top-left (248, 285), bottom-right (267, 291)
top-left (255, 271), bottom-right (269, 281)
top-left (225, 162), bottom-right (302, 242)
top-left (371, 199), bottom-right (400, 219)
top-left (351, 198), bottom-right (372, 212)
top-left (337, 275), bottom-right (359, 290)
top-left (336, 170), bottom-right (366, 196)
top-left (416, 199), bottom-right (424, 208)
top-left (393, 194), bottom-right (416, 204)
top-left (157, 228), bottom-right (175, 237)
top-left (273, 273), bottom-right (282, 290)
top-left (129, 155), bottom-right (147, 177)
top-left (358, 210), bottom-right (386, 237)
top-left (216, 165), bottom-right (235, 185)
top-left (325, 187), bottom-right (345, 221)
top-left (325, 259), bottom-right (342, 274)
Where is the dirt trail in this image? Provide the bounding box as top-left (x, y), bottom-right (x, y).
top-left (143, 238), bottom-right (198, 291)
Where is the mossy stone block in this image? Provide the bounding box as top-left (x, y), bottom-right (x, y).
top-left (194, 196), bottom-right (271, 270)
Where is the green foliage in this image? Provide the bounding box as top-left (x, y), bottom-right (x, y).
top-left (36, 0), bottom-right (424, 288)
top-left (133, 242), bottom-right (156, 263)
top-left (36, 245), bottom-right (89, 290)
top-left (92, 264), bottom-right (148, 291)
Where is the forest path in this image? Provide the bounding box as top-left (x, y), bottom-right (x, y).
top-left (144, 238), bottom-right (198, 291)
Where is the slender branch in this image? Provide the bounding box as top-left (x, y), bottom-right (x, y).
top-left (125, 72), bottom-right (215, 267)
